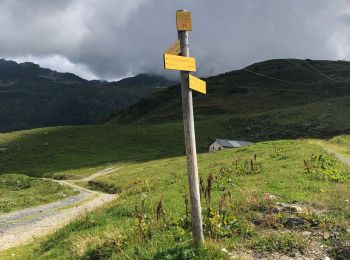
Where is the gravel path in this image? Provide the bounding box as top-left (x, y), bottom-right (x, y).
top-left (81, 166), bottom-right (120, 182)
top-left (314, 140), bottom-right (350, 166)
top-left (0, 168), bottom-right (118, 252)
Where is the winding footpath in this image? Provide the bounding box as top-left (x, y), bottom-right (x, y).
top-left (0, 167), bottom-right (120, 252)
top-left (313, 140), bottom-right (350, 166)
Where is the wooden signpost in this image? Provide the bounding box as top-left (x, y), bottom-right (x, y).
top-left (163, 10), bottom-right (205, 244)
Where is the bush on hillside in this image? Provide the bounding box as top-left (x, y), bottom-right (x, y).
top-left (304, 154), bottom-right (349, 182)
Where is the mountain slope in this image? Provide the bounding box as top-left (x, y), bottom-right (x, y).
top-left (1, 59), bottom-right (350, 259)
top-left (0, 59), bottom-right (175, 132)
top-left (112, 59), bottom-right (350, 140)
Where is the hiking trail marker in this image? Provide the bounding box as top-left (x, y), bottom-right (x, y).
top-left (164, 40), bottom-right (181, 55)
top-left (163, 54), bottom-right (196, 72)
top-left (189, 74), bottom-right (206, 94)
top-left (163, 10), bottom-right (205, 245)
top-left (176, 11), bottom-right (192, 31)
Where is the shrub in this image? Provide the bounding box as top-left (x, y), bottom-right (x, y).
top-left (219, 154), bottom-right (263, 176)
top-left (154, 244), bottom-right (229, 260)
top-left (73, 231), bottom-right (127, 259)
top-left (203, 207), bottom-right (253, 239)
top-left (304, 154), bottom-right (349, 182)
top-left (251, 232), bottom-right (306, 256)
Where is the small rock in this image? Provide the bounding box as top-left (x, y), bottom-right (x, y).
top-left (0, 147), bottom-right (7, 153)
top-left (264, 193), bottom-right (277, 201)
top-left (272, 206), bottom-right (282, 213)
top-left (302, 231), bottom-right (312, 236)
top-left (286, 217), bottom-right (306, 228)
top-left (220, 248), bottom-right (234, 257)
top-left (221, 248), bottom-right (228, 253)
top-left (346, 229), bottom-right (350, 233)
top-left (275, 202), bottom-right (304, 213)
top-left (332, 231), bottom-right (339, 237)
top-left (345, 199), bottom-right (349, 203)
top-left (323, 232), bottom-right (330, 240)
top-left (43, 143), bottom-right (49, 146)
top-left (289, 205), bottom-right (303, 214)
top-left (276, 202), bottom-right (288, 208)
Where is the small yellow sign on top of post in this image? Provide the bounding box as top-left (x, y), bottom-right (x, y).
top-left (165, 40), bottom-right (181, 55)
top-left (189, 74), bottom-right (206, 94)
top-left (176, 11), bottom-right (192, 31)
top-left (163, 53), bottom-right (196, 72)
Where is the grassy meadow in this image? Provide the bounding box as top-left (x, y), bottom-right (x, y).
top-left (329, 135), bottom-right (350, 151)
top-left (0, 174), bottom-right (77, 213)
top-left (0, 120), bottom-right (223, 214)
top-left (1, 129), bottom-right (350, 258)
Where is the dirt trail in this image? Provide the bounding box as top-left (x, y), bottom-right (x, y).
top-left (313, 140), bottom-right (350, 166)
top-left (81, 166), bottom-right (120, 182)
top-left (0, 167), bottom-right (119, 252)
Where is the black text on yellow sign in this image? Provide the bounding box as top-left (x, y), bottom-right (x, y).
top-left (176, 11), bottom-right (192, 31)
top-left (189, 74), bottom-right (206, 94)
top-left (163, 53), bottom-right (196, 72)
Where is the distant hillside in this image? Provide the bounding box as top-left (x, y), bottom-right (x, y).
top-left (112, 59), bottom-right (350, 140)
top-left (0, 59), bottom-right (175, 132)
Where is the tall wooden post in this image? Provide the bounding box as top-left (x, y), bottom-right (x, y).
top-left (177, 9), bottom-right (204, 244)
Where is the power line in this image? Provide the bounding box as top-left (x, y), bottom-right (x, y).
top-left (190, 46), bottom-right (317, 85)
top-left (239, 0), bottom-right (318, 76)
top-left (128, 16), bottom-right (319, 85)
top-left (126, 9), bottom-right (348, 85)
top-left (227, 0), bottom-right (331, 82)
top-left (279, 0), bottom-right (346, 82)
top-left (241, 0), bottom-right (339, 82)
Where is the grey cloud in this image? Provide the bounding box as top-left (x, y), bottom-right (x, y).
top-left (1, 0), bottom-right (350, 80)
top-left (340, 13), bottom-right (350, 25)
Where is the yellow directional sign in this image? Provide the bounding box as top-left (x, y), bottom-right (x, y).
top-left (189, 74), bottom-right (206, 94)
top-left (163, 53), bottom-right (196, 72)
top-left (176, 11), bottom-right (192, 31)
top-left (165, 40), bottom-right (181, 55)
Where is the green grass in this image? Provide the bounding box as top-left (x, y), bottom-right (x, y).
top-left (329, 135), bottom-right (350, 150)
top-left (0, 124), bottom-right (185, 178)
top-left (0, 174), bottom-right (77, 213)
top-left (0, 119), bottom-right (232, 179)
top-left (2, 138), bottom-right (349, 259)
top-left (1, 97), bottom-right (350, 258)
top-left (1, 97), bottom-right (350, 180)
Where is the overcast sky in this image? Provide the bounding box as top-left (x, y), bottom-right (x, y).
top-left (1, 0), bottom-right (350, 80)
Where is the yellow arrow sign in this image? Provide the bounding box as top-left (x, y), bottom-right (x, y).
top-left (165, 40), bottom-right (181, 55)
top-left (163, 53), bottom-right (196, 72)
top-left (189, 74), bottom-right (206, 94)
